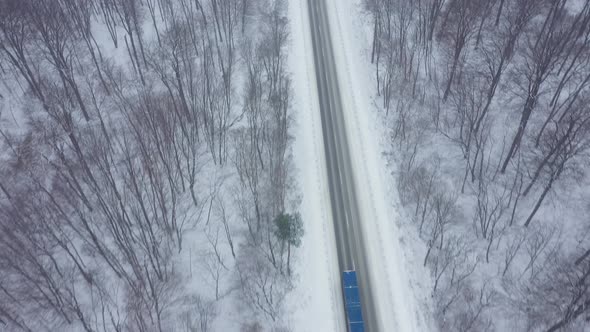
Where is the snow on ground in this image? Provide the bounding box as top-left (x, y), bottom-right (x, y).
top-left (323, 0), bottom-right (437, 330)
top-left (285, 0), bottom-right (344, 331)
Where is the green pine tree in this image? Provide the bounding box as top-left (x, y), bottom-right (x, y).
top-left (274, 212), bottom-right (304, 275)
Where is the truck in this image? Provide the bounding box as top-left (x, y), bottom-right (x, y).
top-left (342, 270), bottom-right (365, 332)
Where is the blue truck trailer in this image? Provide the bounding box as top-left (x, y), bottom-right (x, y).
top-left (342, 271), bottom-right (365, 332)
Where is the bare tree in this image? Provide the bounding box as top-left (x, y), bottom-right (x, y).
top-left (502, 228), bottom-right (526, 277)
top-left (501, 0), bottom-right (577, 172)
top-left (473, 180), bottom-right (509, 262)
top-left (236, 246), bottom-right (291, 322)
top-left (434, 237), bottom-right (479, 322)
top-left (397, 158), bottom-right (440, 236)
top-left (438, 0), bottom-right (482, 101)
top-left (178, 295), bottom-right (216, 332)
top-left (424, 188), bottom-right (458, 266)
top-left (514, 247), bottom-right (590, 331)
top-left (544, 251), bottom-right (590, 331)
top-left (0, 0), bottom-right (299, 330)
top-left (28, 0), bottom-right (92, 121)
top-left (0, 0), bottom-right (47, 104)
top-left (203, 225), bottom-right (229, 301)
top-left (430, 235), bottom-right (472, 292)
top-left (523, 102), bottom-right (590, 227)
top-left (454, 283), bottom-right (495, 332)
top-left (521, 224), bottom-right (558, 279)
top-left (475, 0), bottom-right (538, 138)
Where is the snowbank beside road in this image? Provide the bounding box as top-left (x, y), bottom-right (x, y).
top-left (285, 0), bottom-right (344, 330)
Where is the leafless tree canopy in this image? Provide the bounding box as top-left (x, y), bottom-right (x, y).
top-left (369, 0), bottom-right (590, 329)
top-left (0, 0), bottom-right (299, 330)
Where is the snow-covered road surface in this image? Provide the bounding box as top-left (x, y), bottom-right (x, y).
top-left (288, 0), bottom-right (433, 329)
top-left (307, 0), bottom-right (379, 330)
top-left (307, 0), bottom-right (432, 330)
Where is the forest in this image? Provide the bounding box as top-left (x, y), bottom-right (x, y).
top-left (365, 0), bottom-right (590, 330)
top-left (0, 0), bottom-right (300, 331)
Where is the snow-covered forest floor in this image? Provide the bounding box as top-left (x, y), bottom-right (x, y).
top-left (0, 0), bottom-right (310, 331)
top-left (355, 0), bottom-right (590, 330)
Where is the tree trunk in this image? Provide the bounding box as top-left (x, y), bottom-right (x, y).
top-left (524, 175), bottom-right (554, 227)
top-left (287, 243), bottom-right (291, 276)
top-left (546, 298), bottom-right (590, 332)
top-left (443, 48), bottom-right (460, 101)
top-left (495, 0), bottom-right (506, 27)
top-left (501, 93), bottom-right (537, 173)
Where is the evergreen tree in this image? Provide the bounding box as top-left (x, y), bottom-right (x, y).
top-left (274, 212), bottom-right (304, 275)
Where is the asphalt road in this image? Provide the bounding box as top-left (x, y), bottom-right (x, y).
top-left (307, 0), bottom-right (380, 331)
